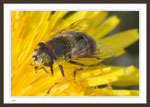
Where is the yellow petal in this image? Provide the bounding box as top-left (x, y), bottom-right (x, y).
top-left (92, 16), bottom-right (120, 39)
top-left (59, 11), bottom-right (89, 30)
top-left (129, 90), bottom-right (139, 96)
top-left (112, 90), bottom-right (139, 96)
top-left (91, 11), bottom-right (108, 28)
top-left (48, 80), bottom-right (84, 96)
top-left (112, 65), bottom-right (139, 86)
top-left (86, 11), bottom-right (108, 29)
top-left (115, 48), bottom-right (125, 56)
top-left (79, 66), bottom-right (125, 87)
top-left (84, 88), bottom-right (139, 96)
top-left (102, 29), bottom-right (139, 50)
top-left (47, 11), bottom-right (68, 33)
top-left (20, 11), bottom-right (50, 38)
top-left (59, 11), bottom-right (106, 32)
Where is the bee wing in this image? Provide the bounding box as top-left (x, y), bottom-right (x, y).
top-left (70, 41), bottom-right (116, 65)
top-left (68, 41), bottom-right (115, 65)
top-left (94, 41), bottom-right (116, 59)
top-left (58, 19), bottom-right (92, 33)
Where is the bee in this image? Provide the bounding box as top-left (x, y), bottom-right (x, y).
top-left (32, 19), bottom-right (116, 78)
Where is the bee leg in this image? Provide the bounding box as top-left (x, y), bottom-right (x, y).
top-left (47, 82), bottom-right (59, 94)
top-left (50, 65), bottom-right (53, 76)
top-left (39, 67), bottom-right (49, 74)
top-left (69, 60), bottom-right (87, 66)
top-left (68, 60), bottom-right (87, 79)
top-left (34, 66), bottom-right (38, 73)
top-left (73, 68), bottom-right (84, 79)
top-left (47, 79), bottom-right (65, 94)
top-left (59, 65), bottom-right (65, 78)
top-left (47, 87), bottom-right (52, 94)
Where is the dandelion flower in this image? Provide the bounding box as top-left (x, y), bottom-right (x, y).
top-left (11, 11), bottom-right (139, 96)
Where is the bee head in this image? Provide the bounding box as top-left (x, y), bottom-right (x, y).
top-left (32, 42), bottom-right (54, 66)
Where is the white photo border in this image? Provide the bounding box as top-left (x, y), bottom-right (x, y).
top-left (4, 3), bottom-right (147, 104)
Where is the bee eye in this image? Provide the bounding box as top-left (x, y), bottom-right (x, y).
top-left (38, 42), bottom-right (45, 47)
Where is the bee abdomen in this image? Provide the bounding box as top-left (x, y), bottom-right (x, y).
top-left (66, 32), bottom-right (97, 58)
top-left (47, 36), bottom-right (73, 58)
